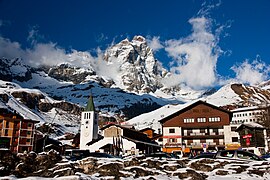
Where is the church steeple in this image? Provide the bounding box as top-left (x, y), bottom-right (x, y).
top-left (80, 91), bottom-right (99, 150)
top-left (85, 93), bottom-right (95, 112)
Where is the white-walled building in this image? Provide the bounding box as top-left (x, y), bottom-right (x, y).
top-left (80, 94), bottom-right (99, 150)
top-left (228, 106), bottom-right (269, 152)
top-left (87, 124), bottom-right (160, 156)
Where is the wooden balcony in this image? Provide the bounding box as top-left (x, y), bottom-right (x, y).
top-left (183, 132), bottom-right (224, 139)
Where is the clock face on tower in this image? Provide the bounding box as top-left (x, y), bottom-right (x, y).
top-left (84, 132), bottom-right (89, 137)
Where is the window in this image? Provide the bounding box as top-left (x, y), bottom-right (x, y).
top-left (232, 137), bottom-right (238, 142)
top-left (209, 117), bottom-right (220, 122)
top-left (231, 127), bottom-right (237, 131)
top-left (27, 131), bottom-right (31, 135)
top-left (184, 118), bottom-right (194, 123)
top-left (26, 139), bottom-right (31, 143)
top-left (169, 128), bottom-right (175, 133)
top-left (13, 130), bottom-right (18, 135)
top-left (5, 129), bottom-right (8, 136)
top-left (187, 129), bottom-right (192, 136)
top-left (169, 138), bottom-right (177, 143)
top-left (237, 151), bottom-right (261, 161)
top-left (200, 129), bottom-right (206, 133)
top-left (6, 121), bottom-right (9, 128)
top-left (14, 122), bottom-right (19, 129)
top-left (213, 128), bottom-right (218, 134)
top-left (28, 123), bottom-right (32, 128)
top-left (197, 117), bottom-right (206, 123)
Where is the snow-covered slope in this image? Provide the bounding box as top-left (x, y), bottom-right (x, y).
top-left (0, 80), bottom-right (81, 136)
top-left (207, 83), bottom-right (270, 107)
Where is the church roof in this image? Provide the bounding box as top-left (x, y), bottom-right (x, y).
top-left (85, 94), bottom-right (95, 112)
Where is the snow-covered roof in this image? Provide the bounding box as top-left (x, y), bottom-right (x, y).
top-left (236, 122), bottom-right (265, 130)
top-left (231, 106), bottom-right (267, 112)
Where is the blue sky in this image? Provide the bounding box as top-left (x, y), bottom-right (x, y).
top-left (0, 0), bottom-right (270, 89)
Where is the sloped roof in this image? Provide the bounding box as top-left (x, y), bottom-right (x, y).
top-left (159, 100), bottom-right (232, 124)
top-left (100, 123), bottom-right (151, 142)
top-left (236, 122), bottom-right (265, 131)
top-left (122, 136), bottom-right (161, 148)
top-left (85, 94), bottom-right (95, 112)
top-left (86, 136), bottom-right (104, 146)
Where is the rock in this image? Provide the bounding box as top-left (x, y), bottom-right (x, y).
top-left (163, 164), bottom-right (184, 171)
top-left (97, 162), bottom-right (125, 179)
top-left (189, 159), bottom-right (214, 172)
top-left (228, 165), bottom-right (249, 174)
top-left (216, 170), bottom-right (229, 175)
top-left (248, 169), bottom-right (266, 177)
top-left (53, 167), bottom-right (75, 177)
top-left (142, 159), bottom-right (167, 169)
top-left (48, 63), bottom-right (96, 84)
top-left (177, 159), bottom-right (189, 166)
top-left (78, 157), bottom-right (98, 174)
top-left (173, 169), bottom-right (208, 180)
top-left (124, 157), bottom-right (141, 167)
top-left (127, 167), bottom-right (153, 178)
top-left (213, 160), bottom-right (231, 169)
top-left (0, 149), bottom-right (17, 176)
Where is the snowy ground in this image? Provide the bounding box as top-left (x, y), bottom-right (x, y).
top-left (1, 156), bottom-right (270, 180)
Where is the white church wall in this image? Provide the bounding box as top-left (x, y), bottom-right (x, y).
top-left (80, 111), bottom-right (99, 150)
top-left (87, 137), bottom-right (137, 155)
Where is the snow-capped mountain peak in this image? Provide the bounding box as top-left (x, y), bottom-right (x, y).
top-left (103, 35), bottom-right (167, 93)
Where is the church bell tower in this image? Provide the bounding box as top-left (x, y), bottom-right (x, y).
top-left (80, 93), bottom-right (98, 150)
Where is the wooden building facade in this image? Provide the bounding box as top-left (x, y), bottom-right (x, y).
top-left (160, 100), bottom-right (232, 153)
top-left (0, 113), bottom-right (39, 153)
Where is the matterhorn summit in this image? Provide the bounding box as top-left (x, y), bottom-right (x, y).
top-left (103, 35), bottom-right (168, 94)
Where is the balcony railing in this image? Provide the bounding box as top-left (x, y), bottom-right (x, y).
top-left (183, 132), bottom-right (224, 136)
top-left (164, 143), bottom-right (182, 148)
top-left (189, 142), bottom-right (222, 146)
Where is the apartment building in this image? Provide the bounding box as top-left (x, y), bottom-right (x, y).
top-left (160, 100), bottom-right (232, 153)
top-left (228, 106), bottom-right (269, 150)
top-left (0, 113), bottom-right (39, 153)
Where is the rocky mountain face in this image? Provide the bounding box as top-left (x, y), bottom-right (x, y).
top-left (46, 63), bottom-right (96, 84)
top-left (0, 58), bottom-right (32, 82)
top-left (103, 36), bottom-right (168, 93)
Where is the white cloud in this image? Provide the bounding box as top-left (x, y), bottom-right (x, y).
top-left (146, 36), bottom-right (163, 52)
top-left (231, 58), bottom-right (270, 85)
top-left (0, 35), bottom-right (100, 69)
top-left (164, 16), bottom-right (221, 89)
top-left (25, 42), bottom-right (67, 66)
top-left (0, 37), bottom-right (25, 59)
top-left (27, 26), bottom-right (41, 45)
